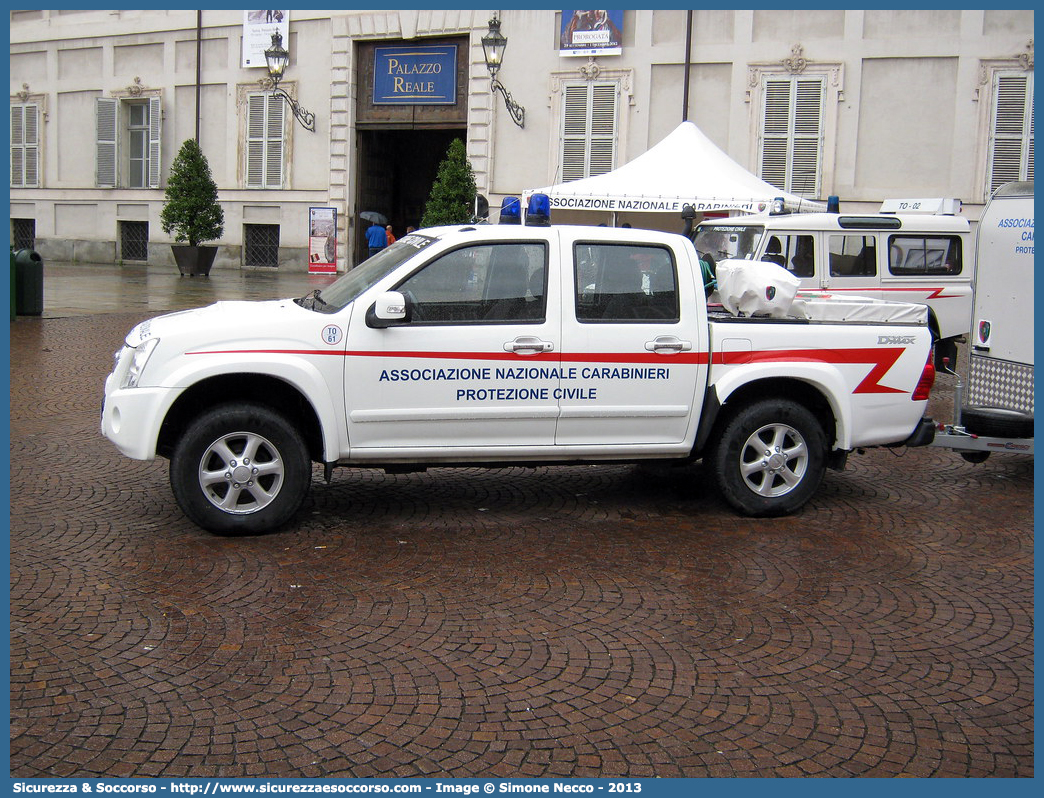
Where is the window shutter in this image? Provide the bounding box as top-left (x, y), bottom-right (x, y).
top-left (266, 93), bottom-right (284, 188)
top-left (246, 92), bottom-right (283, 189)
top-left (560, 82), bottom-right (617, 182)
top-left (96, 97), bottom-right (118, 188)
top-left (791, 79), bottom-right (823, 196)
top-left (989, 73), bottom-right (1034, 194)
top-left (148, 96), bottom-right (162, 189)
top-left (561, 84), bottom-right (589, 182)
top-left (11, 107), bottom-right (24, 187)
top-left (23, 104), bottom-right (39, 187)
top-left (246, 94), bottom-right (266, 188)
top-left (10, 105), bottom-right (37, 188)
top-left (1029, 93), bottom-right (1035, 183)
top-left (760, 76), bottom-right (823, 198)
top-left (588, 83), bottom-right (617, 177)
top-left (760, 80), bottom-right (791, 189)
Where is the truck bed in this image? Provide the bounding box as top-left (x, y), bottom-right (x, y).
top-left (707, 297), bottom-right (928, 326)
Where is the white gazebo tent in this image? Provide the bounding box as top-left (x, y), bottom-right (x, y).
top-left (523, 121), bottom-right (826, 225)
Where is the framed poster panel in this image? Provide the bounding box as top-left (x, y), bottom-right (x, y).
top-left (308, 207), bottom-right (337, 273)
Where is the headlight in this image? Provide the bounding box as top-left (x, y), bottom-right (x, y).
top-left (121, 338), bottom-right (159, 388)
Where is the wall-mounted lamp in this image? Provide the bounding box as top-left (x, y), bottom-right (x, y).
top-left (264, 32), bottom-right (316, 132)
top-left (481, 14), bottom-right (525, 128)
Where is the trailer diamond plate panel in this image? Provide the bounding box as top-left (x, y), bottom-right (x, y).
top-left (968, 355), bottom-right (1034, 413)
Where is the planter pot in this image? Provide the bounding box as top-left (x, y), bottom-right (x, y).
top-left (172, 244), bottom-right (218, 277)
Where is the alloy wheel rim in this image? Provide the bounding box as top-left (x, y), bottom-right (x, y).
top-left (198, 431), bottom-right (285, 514)
top-left (739, 422), bottom-right (809, 497)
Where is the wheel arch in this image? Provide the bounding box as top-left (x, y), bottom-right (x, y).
top-left (700, 376), bottom-right (842, 455)
top-left (157, 373), bottom-right (327, 462)
top-left (705, 391), bottom-right (831, 517)
top-left (926, 307), bottom-right (942, 342)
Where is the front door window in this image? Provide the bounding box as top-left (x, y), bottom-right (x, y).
top-left (397, 242), bottom-right (546, 324)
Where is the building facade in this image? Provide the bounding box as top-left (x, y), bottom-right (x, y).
top-left (9, 9), bottom-right (1035, 271)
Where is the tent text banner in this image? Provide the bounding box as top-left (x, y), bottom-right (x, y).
top-left (546, 196), bottom-right (769, 213)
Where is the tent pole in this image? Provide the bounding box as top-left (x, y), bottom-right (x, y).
top-left (682, 10), bottom-right (693, 121)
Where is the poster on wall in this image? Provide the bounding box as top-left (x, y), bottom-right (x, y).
top-left (559, 10), bottom-right (624, 57)
top-left (242, 10), bottom-right (290, 68)
top-left (308, 207), bottom-right (337, 273)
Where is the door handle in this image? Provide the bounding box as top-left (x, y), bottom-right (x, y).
top-left (505, 336), bottom-right (554, 354)
top-left (645, 335), bottom-right (692, 353)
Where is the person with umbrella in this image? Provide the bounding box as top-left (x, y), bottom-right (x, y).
top-left (362, 211), bottom-right (388, 258)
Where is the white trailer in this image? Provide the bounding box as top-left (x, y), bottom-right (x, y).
top-left (932, 181), bottom-right (1034, 461)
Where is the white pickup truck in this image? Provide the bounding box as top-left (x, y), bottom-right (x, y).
top-left (101, 224), bottom-right (937, 534)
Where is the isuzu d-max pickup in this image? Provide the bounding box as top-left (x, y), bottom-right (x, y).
top-left (102, 224), bottom-right (936, 534)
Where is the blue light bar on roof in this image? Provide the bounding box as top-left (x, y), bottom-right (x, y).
top-left (525, 193), bottom-right (551, 226)
top-left (499, 196), bottom-right (521, 224)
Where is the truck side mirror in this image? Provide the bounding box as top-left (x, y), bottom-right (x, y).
top-left (366, 291), bottom-right (408, 328)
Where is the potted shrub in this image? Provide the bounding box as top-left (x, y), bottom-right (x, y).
top-left (160, 138), bottom-right (224, 276)
top-left (420, 138), bottom-right (477, 228)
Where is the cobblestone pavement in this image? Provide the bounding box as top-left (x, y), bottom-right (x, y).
top-left (8, 267), bottom-right (1034, 778)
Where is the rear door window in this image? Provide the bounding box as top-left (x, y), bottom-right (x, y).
top-left (829, 235), bottom-right (878, 276)
top-left (888, 236), bottom-right (963, 275)
top-left (574, 243), bottom-right (679, 323)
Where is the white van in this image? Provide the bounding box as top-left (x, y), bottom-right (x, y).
top-left (933, 180), bottom-right (1033, 460)
top-left (690, 205), bottom-right (972, 366)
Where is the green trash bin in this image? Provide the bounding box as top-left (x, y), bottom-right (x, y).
top-left (13, 248), bottom-right (43, 316)
top-left (9, 249), bottom-right (16, 321)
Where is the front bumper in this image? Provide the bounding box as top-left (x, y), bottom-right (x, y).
top-left (101, 374), bottom-right (177, 460)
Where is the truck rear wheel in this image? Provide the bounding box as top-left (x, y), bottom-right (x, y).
top-left (170, 403), bottom-right (311, 535)
top-left (708, 398), bottom-right (827, 517)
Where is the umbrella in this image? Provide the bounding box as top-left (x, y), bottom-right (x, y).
top-left (360, 211), bottom-right (388, 225)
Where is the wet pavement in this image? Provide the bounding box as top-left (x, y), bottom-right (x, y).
top-left (8, 261), bottom-right (1034, 778)
top-left (35, 260), bottom-right (338, 318)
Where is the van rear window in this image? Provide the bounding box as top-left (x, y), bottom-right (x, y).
top-left (887, 235), bottom-right (963, 276)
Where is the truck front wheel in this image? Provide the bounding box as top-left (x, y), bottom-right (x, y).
top-left (708, 398), bottom-right (827, 517)
top-left (170, 403), bottom-right (311, 535)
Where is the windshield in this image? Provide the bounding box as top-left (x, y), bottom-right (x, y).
top-left (691, 223), bottom-right (765, 263)
top-left (298, 234), bottom-right (437, 313)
